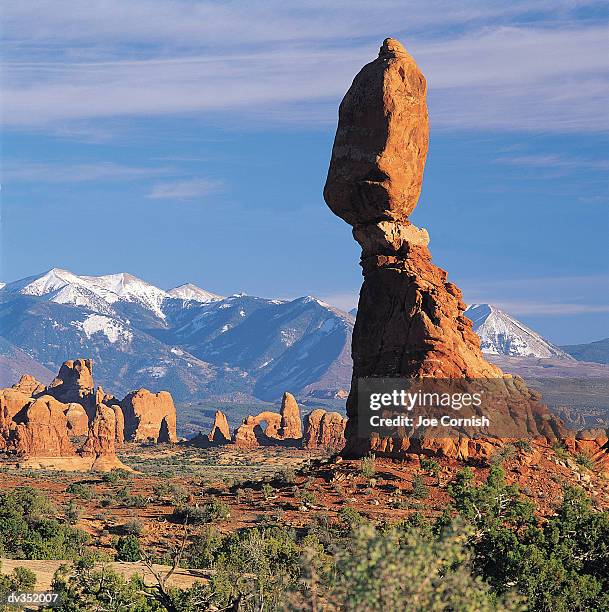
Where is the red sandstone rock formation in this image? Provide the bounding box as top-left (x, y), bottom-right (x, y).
top-left (64, 403), bottom-right (89, 437)
top-left (278, 392), bottom-right (302, 440)
top-left (46, 359), bottom-right (95, 416)
top-left (323, 38), bottom-right (565, 459)
top-left (11, 395), bottom-right (75, 457)
top-left (12, 374), bottom-right (45, 397)
top-left (0, 359), bottom-right (171, 469)
top-left (208, 410), bottom-right (231, 444)
top-left (111, 404), bottom-right (125, 444)
top-left (0, 389), bottom-right (32, 420)
top-left (303, 409), bottom-right (347, 451)
top-left (80, 403), bottom-right (128, 471)
top-left (121, 389), bottom-right (177, 443)
top-left (234, 411), bottom-right (282, 449)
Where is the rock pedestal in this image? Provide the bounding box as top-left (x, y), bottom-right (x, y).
top-left (323, 38), bottom-right (565, 458)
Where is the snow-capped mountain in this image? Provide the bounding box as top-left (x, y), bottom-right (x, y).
top-left (465, 303), bottom-right (573, 359)
top-left (3, 268), bottom-right (170, 319)
top-left (0, 268), bottom-right (353, 401)
top-left (167, 283), bottom-right (223, 303)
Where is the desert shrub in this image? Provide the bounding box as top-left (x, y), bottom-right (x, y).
top-left (490, 444), bottom-right (516, 466)
top-left (297, 490), bottom-right (317, 506)
top-left (101, 469), bottom-right (131, 485)
top-left (411, 474), bottom-right (429, 499)
top-left (66, 500), bottom-right (80, 525)
top-left (51, 556), bottom-right (156, 611)
top-left (420, 457), bottom-right (441, 475)
top-left (185, 526), bottom-right (223, 569)
top-left (66, 482), bottom-right (94, 500)
top-left (326, 520), bottom-right (515, 611)
top-left (152, 482), bottom-right (189, 505)
top-left (173, 498), bottom-right (230, 525)
top-left (0, 488), bottom-right (89, 560)
top-left (262, 483), bottom-right (274, 500)
top-left (359, 453), bottom-right (376, 478)
top-left (277, 467), bottom-right (297, 486)
top-left (514, 439), bottom-right (532, 453)
top-left (448, 466), bottom-right (609, 610)
top-left (0, 564), bottom-right (37, 597)
top-left (338, 506), bottom-right (364, 529)
top-left (552, 442), bottom-right (570, 461)
top-left (115, 535), bottom-right (141, 562)
top-left (123, 518), bottom-right (144, 536)
top-left (124, 494), bottom-right (148, 509)
top-left (207, 526), bottom-right (301, 611)
top-left (575, 453), bottom-right (595, 470)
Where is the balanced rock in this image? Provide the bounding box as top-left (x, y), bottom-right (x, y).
top-left (303, 409), bottom-right (347, 451)
top-left (208, 410), bottom-right (231, 444)
top-left (324, 38), bottom-right (429, 226)
top-left (324, 38), bottom-right (565, 458)
top-left (121, 389), bottom-right (177, 443)
top-left (11, 395), bottom-right (75, 457)
top-left (278, 392), bottom-right (302, 440)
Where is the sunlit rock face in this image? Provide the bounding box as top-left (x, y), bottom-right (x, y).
top-left (324, 38), bottom-right (565, 458)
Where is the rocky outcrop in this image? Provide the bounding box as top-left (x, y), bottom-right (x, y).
top-left (234, 411), bottom-right (282, 449)
top-left (111, 404), bottom-right (125, 444)
top-left (303, 409), bottom-right (347, 451)
top-left (0, 389), bottom-right (32, 420)
top-left (46, 359), bottom-right (95, 416)
top-left (80, 403), bottom-right (128, 471)
top-left (209, 410), bottom-right (231, 444)
top-left (64, 403), bottom-right (89, 437)
top-left (11, 395), bottom-right (75, 457)
top-left (323, 38), bottom-right (566, 459)
top-left (278, 392), bottom-right (302, 440)
top-left (121, 389), bottom-right (177, 443)
top-left (12, 374), bottom-right (45, 397)
top-left (0, 358), bottom-right (170, 469)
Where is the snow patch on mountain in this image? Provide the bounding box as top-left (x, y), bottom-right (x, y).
top-left (465, 303), bottom-right (573, 359)
top-left (167, 283), bottom-right (223, 303)
top-left (72, 314), bottom-right (134, 344)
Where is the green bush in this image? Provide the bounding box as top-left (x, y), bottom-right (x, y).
top-left (66, 482), bottom-right (94, 500)
top-left (0, 487), bottom-right (89, 560)
top-left (115, 535), bottom-right (141, 562)
top-left (420, 457), bottom-right (441, 475)
top-left (411, 474), bottom-right (429, 499)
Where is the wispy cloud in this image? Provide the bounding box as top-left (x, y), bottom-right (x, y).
top-left (462, 274), bottom-right (609, 317)
top-left (487, 302), bottom-right (609, 316)
top-left (495, 154), bottom-right (609, 171)
top-left (2, 161), bottom-right (169, 182)
top-left (2, 1), bottom-right (608, 132)
top-left (147, 178), bottom-right (222, 200)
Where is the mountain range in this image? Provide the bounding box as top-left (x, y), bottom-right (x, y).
top-left (0, 269), bottom-right (353, 402)
top-left (0, 269), bottom-right (606, 405)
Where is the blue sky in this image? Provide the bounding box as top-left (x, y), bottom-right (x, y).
top-left (2, 0), bottom-right (608, 344)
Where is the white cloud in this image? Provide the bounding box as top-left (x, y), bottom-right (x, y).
top-left (1, 2), bottom-right (607, 133)
top-left (3, 161), bottom-right (169, 183)
top-left (495, 154), bottom-right (609, 171)
top-left (147, 178), bottom-right (222, 200)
